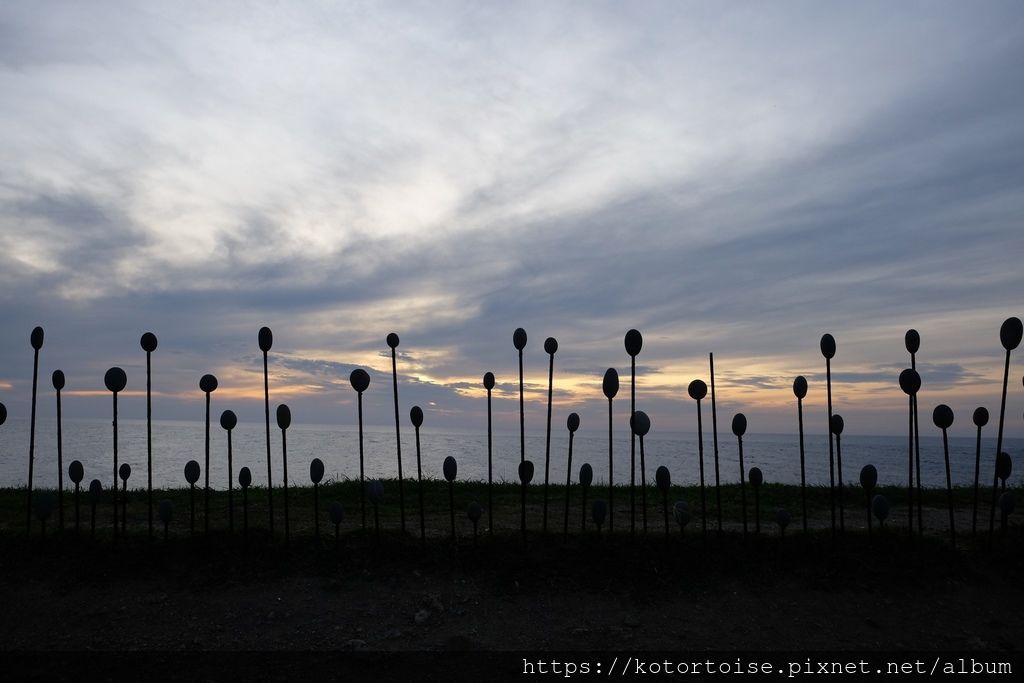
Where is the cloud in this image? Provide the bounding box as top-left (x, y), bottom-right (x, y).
top-left (0, 2), bottom-right (1022, 441)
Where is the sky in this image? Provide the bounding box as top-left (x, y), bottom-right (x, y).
top-left (1, 1), bottom-right (1023, 440)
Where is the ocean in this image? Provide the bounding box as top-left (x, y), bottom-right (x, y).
top-left (0, 416), bottom-right (1020, 492)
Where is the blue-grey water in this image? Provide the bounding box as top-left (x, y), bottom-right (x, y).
top-left (1, 417), bottom-right (1020, 491)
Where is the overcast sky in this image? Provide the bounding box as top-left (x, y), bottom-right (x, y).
top-left (1, 1), bottom-right (1022, 439)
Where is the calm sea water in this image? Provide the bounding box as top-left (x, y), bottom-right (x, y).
top-left (1, 417), bottom-right (1020, 492)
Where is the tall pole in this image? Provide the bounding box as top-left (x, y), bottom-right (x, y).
top-left (387, 333), bottom-right (406, 533)
top-left (710, 353), bottom-right (722, 534)
top-left (542, 338), bottom-right (557, 532)
top-left (259, 327), bottom-right (274, 535)
top-left (27, 326), bottom-right (43, 535)
top-left (142, 332), bottom-right (157, 540)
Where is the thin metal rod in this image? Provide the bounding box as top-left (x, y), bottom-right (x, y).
top-left (738, 435), bottom-right (747, 537)
top-left (204, 392), bottom-right (211, 534)
top-left (639, 434), bottom-right (648, 533)
top-left (543, 352), bottom-right (554, 532)
top-left (391, 347), bottom-right (406, 532)
top-left (518, 349), bottom-right (525, 464)
top-left (972, 423), bottom-right (982, 536)
top-left (416, 426), bottom-right (425, 544)
top-left (113, 392), bottom-right (119, 543)
top-left (358, 392), bottom-right (366, 531)
top-left (263, 351), bottom-right (273, 535)
top-left (826, 357), bottom-right (835, 538)
top-left (630, 355), bottom-right (636, 536)
top-left (907, 395), bottom-right (914, 536)
top-left (710, 353), bottom-right (722, 533)
top-left (56, 386), bottom-right (64, 531)
top-left (563, 431), bottom-right (574, 540)
top-left (607, 398), bottom-right (614, 533)
top-left (487, 388), bottom-right (493, 535)
top-left (797, 396), bottom-right (807, 533)
top-left (941, 427), bottom-right (956, 549)
top-left (27, 347), bottom-right (39, 535)
top-left (227, 429), bottom-right (234, 533)
top-left (988, 349), bottom-right (1011, 539)
top-left (696, 400), bottom-right (706, 542)
top-left (146, 351), bottom-right (153, 539)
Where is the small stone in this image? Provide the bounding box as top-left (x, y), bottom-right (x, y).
top-left (346, 639), bottom-right (366, 650)
top-left (414, 609), bottom-right (431, 625)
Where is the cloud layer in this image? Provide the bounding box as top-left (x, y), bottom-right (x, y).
top-left (1, 2), bottom-right (1023, 440)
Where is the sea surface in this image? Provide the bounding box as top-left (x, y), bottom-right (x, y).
top-left (1, 417), bottom-right (1021, 492)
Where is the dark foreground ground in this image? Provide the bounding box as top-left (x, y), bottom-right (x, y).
top-left (0, 483), bottom-right (1021, 679)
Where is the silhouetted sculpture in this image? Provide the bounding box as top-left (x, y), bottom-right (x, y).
top-left (932, 404), bottom-right (956, 548)
top-left (310, 458), bottom-right (325, 541)
top-left (688, 380), bottom-right (709, 542)
top-left (52, 370), bottom-right (65, 532)
top-left (411, 406), bottom-right (426, 544)
top-left (467, 502), bottom-right (481, 544)
top-left (198, 374), bottom-right (219, 535)
top-left (514, 328), bottom-right (528, 466)
top-left (368, 480), bottom-right (384, 542)
top-left (159, 500), bottom-right (172, 542)
top-left (592, 499), bottom-right (607, 537)
top-left (899, 368), bottom-right (921, 535)
top-left (519, 459), bottom-right (534, 542)
top-left (220, 410), bottom-right (238, 533)
top-left (602, 368), bottom-right (619, 532)
top-left (830, 414), bottom-right (846, 534)
top-left (820, 333), bottom-right (837, 537)
top-left (995, 452), bottom-right (1012, 492)
top-left (872, 494), bottom-right (889, 529)
top-left (905, 330), bottom-right (924, 536)
top-left (350, 368), bottom-right (371, 531)
top-left (444, 456), bottom-right (457, 543)
top-left (563, 412), bottom-right (580, 540)
top-left (776, 509), bottom-right (791, 537)
top-left (998, 492), bottom-right (1015, 534)
top-left (69, 460), bottom-right (84, 536)
top-left (258, 326), bottom-right (274, 534)
top-left (88, 479), bottom-right (101, 540)
top-left (104, 366), bottom-right (127, 542)
top-left (386, 333), bottom-right (407, 533)
top-left (990, 317), bottom-right (1022, 540)
top-left (276, 404), bottom-right (292, 542)
top-left (749, 467), bottom-right (763, 534)
top-left (118, 463), bottom-right (130, 535)
top-left (184, 460), bottom-right (200, 535)
top-left (860, 465), bottom-right (878, 536)
top-left (239, 467), bottom-right (252, 543)
top-left (542, 336), bottom-right (558, 533)
top-left (655, 465), bottom-right (671, 539)
top-left (329, 501), bottom-right (343, 547)
top-left (141, 331), bottom-right (158, 539)
top-left (673, 501), bottom-right (690, 537)
top-left (27, 326), bottom-right (44, 535)
top-left (793, 376), bottom-right (809, 532)
top-left (971, 407), bottom-right (989, 536)
top-left (630, 410), bottom-right (652, 533)
top-left (579, 463), bottom-right (593, 533)
top-left (732, 412), bottom-right (748, 537)
top-left (483, 372), bottom-right (495, 535)
top-left (625, 329), bottom-right (642, 536)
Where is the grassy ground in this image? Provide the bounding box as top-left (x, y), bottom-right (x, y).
top-left (2, 479), bottom-right (1017, 541)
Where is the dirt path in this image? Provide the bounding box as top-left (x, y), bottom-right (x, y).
top-left (1, 527), bottom-right (1021, 653)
